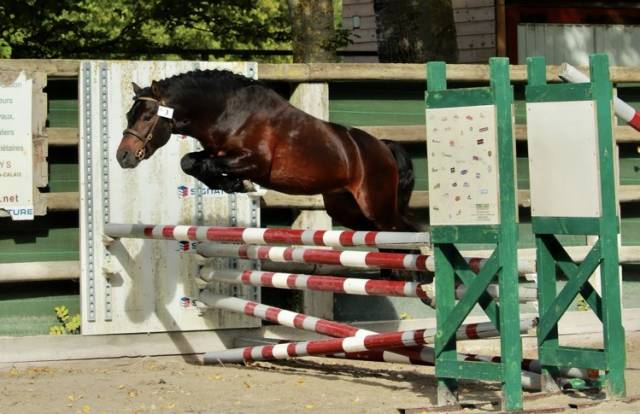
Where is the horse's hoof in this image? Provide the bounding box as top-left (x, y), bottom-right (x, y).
top-left (180, 154), bottom-right (197, 174)
top-left (241, 180), bottom-right (256, 193)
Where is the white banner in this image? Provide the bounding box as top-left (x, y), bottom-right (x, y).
top-left (0, 72), bottom-right (33, 220)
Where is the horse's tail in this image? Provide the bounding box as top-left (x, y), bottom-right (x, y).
top-left (381, 140), bottom-right (415, 220)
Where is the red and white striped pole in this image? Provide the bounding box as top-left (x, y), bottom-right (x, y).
top-left (197, 303), bottom-right (538, 389)
top-left (104, 223), bottom-right (429, 249)
top-left (193, 292), bottom-right (532, 345)
top-left (559, 63), bottom-right (640, 132)
top-left (338, 351), bottom-right (596, 382)
top-left (196, 244), bottom-right (536, 275)
top-left (191, 293), bottom-right (594, 388)
top-left (200, 268), bottom-right (538, 305)
top-left (200, 268), bottom-right (434, 303)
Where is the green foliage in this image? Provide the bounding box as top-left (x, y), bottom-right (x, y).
top-left (1, 0), bottom-right (292, 60)
top-left (576, 295), bottom-right (590, 312)
top-left (0, 38), bottom-right (11, 58)
top-left (49, 305), bottom-right (81, 335)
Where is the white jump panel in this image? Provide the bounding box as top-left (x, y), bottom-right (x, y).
top-left (426, 105), bottom-right (501, 225)
top-left (526, 100), bottom-right (601, 218)
top-left (79, 60), bottom-right (260, 334)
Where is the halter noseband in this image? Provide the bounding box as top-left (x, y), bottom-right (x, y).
top-left (123, 96), bottom-right (174, 160)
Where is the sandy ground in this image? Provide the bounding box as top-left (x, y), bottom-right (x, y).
top-left (2, 333), bottom-right (640, 414)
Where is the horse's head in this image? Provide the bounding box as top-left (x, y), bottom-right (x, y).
top-left (116, 81), bottom-right (174, 168)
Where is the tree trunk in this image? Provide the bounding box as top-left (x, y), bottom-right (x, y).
top-left (287, 0), bottom-right (337, 63)
top-left (375, 0), bottom-right (458, 63)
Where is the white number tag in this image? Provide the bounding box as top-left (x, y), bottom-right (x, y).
top-left (157, 105), bottom-right (174, 119)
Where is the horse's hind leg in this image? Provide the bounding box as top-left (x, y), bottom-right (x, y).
top-left (350, 179), bottom-right (413, 232)
top-left (322, 192), bottom-right (376, 231)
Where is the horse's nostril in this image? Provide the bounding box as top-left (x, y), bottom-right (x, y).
top-left (117, 149), bottom-right (136, 167)
top-left (118, 150), bottom-right (129, 163)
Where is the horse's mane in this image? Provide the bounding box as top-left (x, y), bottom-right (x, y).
top-left (157, 69), bottom-right (260, 102)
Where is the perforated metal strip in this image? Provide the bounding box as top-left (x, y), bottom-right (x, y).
top-left (99, 62), bottom-right (112, 321)
top-left (82, 62), bottom-right (96, 322)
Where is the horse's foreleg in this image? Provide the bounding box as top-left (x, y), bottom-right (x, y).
top-left (180, 151), bottom-right (250, 193)
top-left (209, 150), bottom-right (262, 176)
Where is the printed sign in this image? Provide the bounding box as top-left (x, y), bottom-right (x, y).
top-left (0, 72), bottom-right (33, 220)
top-left (426, 104), bottom-right (500, 225)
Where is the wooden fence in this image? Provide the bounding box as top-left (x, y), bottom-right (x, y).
top-left (2, 58), bottom-right (640, 284)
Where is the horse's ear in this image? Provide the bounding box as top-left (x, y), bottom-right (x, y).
top-left (132, 82), bottom-right (142, 96)
top-left (151, 80), bottom-right (163, 98)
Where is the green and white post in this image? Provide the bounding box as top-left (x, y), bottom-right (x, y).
top-left (426, 58), bottom-right (523, 411)
top-left (526, 54), bottom-right (626, 397)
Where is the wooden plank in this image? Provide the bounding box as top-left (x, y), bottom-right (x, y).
top-left (361, 124), bottom-right (640, 144)
top-left (44, 192), bottom-right (79, 211)
top-left (2, 59), bottom-right (640, 83)
top-left (38, 186), bottom-right (640, 211)
top-left (458, 48), bottom-right (497, 64)
top-left (340, 40), bottom-right (378, 52)
top-left (452, 0), bottom-right (494, 8)
top-left (343, 28), bottom-right (377, 43)
top-left (32, 71), bottom-right (49, 216)
top-left (455, 21), bottom-right (496, 36)
top-left (342, 3), bottom-right (375, 17)
top-left (341, 15), bottom-right (377, 30)
top-left (46, 127), bottom-right (78, 146)
top-left (457, 34), bottom-right (496, 50)
top-left (0, 59), bottom-right (80, 77)
top-left (453, 6), bottom-right (495, 24)
top-left (0, 260), bottom-right (80, 283)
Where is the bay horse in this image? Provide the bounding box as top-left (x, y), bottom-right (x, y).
top-left (116, 69), bottom-right (416, 232)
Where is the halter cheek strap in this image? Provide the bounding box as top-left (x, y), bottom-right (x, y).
top-left (122, 96), bottom-right (175, 160)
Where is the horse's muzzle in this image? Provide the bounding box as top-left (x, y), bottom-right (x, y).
top-left (116, 147), bottom-right (141, 168)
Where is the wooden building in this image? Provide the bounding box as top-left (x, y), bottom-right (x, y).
top-left (341, 0), bottom-right (497, 63)
top-left (342, 0), bottom-right (640, 65)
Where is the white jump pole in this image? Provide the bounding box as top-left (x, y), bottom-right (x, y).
top-left (559, 63), bottom-right (640, 132)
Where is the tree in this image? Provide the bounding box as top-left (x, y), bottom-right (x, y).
top-left (287, 0), bottom-right (341, 63)
top-left (375, 0), bottom-right (458, 63)
top-left (0, 0), bottom-right (291, 59)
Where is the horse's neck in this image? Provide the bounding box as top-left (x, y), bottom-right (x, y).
top-left (171, 87), bottom-right (231, 146)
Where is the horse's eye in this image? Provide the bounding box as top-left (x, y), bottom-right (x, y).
top-left (143, 114), bottom-right (153, 121)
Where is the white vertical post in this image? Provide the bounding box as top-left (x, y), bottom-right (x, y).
top-left (289, 82), bottom-right (334, 320)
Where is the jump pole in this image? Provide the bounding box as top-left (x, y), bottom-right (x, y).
top-left (195, 292), bottom-right (542, 389)
top-left (200, 268), bottom-right (538, 305)
top-left (104, 223), bottom-right (429, 249)
top-left (196, 244), bottom-right (536, 275)
top-left (192, 293), bottom-right (593, 384)
top-left (193, 292), bottom-right (535, 345)
top-left (559, 62), bottom-right (640, 132)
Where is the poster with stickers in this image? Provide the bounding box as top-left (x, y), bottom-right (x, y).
top-left (426, 104), bottom-right (501, 226)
